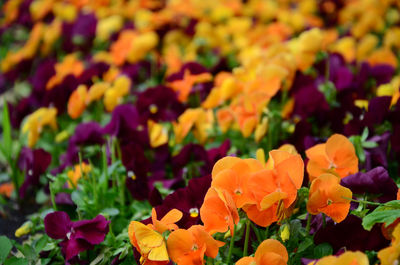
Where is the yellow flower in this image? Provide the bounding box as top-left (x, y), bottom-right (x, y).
top-left (127, 31), bottom-right (159, 63)
top-left (15, 221), bottom-right (33, 237)
top-left (330, 37), bottom-right (356, 63)
top-left (55, 130), bottom-right (69, 143)
top-left (41, 19), bottom-right (62, 55)
top-left (22, 107), bottom-right (57, 147)
top-left (52, 2), bottom-right (77, 22)
top-left (173, 108), bottom-right (213, 144)
top-left (96, 15), bottom-right (124, 41)
top-left (254, 117), bottom-right (268, 143)
top-left (104, 75), bottom-right (131, 112)
top-left (86, 82), bottom-right (110, 104)
top-left (309, 251), bottom-right (369, 265)
top-left (280, 224), bottom-right (290, 242)
top-left (377, 76), bottom-right (400, 107)
top-left (30, 0), bottom-right (53, 21)
top-left (378, 223), bottom-right (400, 265)
top-left (148, 120), bottom-right (169, 148)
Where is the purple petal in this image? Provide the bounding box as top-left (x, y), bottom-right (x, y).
top-left (60, 237), bottom-right (92, 261)
top-left (44, 211), bottom-right (71, 239)
top-left (72, 215), bottom-right (110, 245)
top-left (341, 167), bottom-right (397, 202)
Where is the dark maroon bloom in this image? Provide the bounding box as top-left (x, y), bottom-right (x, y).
top-left (30, 59), bottom-right (56, 93)
top-left (44, 211), bottom-right (109, 261)
top-left (122, 142), bottom-right (151, 200)
top-left (43, 75), bottom-right (79, 114)
top-left (341, 167), bottom-right (397, 202)
top-left (314, 215), bottom-right (389, 253)
top-left (363, 132), bottom-right (390, 170)
top-left (103, 104), bottom-right (148, 145)
top-left (18, 147), bottom-right (52, 198)
top-left (172, 144), bottom-right (211, 180)
top-left (77, 62), bottom-right (109, 86)
top-left (149, 174), bottom-right (211, 229)
top-left (70, 122), bottom-right (104, 147)
top-left (166, 62), bottom-right (209, 82)
top-left (62, 13), bottom-right (97, 52)
top-left (136, 85), bottom-right (185, 122)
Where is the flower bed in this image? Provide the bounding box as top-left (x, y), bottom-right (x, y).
top-left (1, 0), bottom-right (400, 264)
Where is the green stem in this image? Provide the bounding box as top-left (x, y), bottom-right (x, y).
top-left (342, 197), bottom-right (382, 206)
top-left (322, 213), bottom-right (326, 228)
top-left (250, 223), bottom-right (262, 243)
top-left (306, 214), bottom-right (312, 234)
top-left (49, 183), bottom-right (57, 211)
top-left (102, 145), bottom-right (109, 193)
top-left (227, 225), bottom-right (236, 265)
top-left (243, 219), bottom-right (251, 257)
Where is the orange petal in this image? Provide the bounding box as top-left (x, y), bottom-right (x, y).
top-left (236, 257), bottom-right (255, 265)
top-left (255, 239), bottom-right (288, 263)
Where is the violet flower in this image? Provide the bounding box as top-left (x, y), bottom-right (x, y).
top-left (136, 85), bottom-right (185, 122)
top-left (44, 211), bottom-right (109, 262)
top-left (341, 167), bottom-right (397, 202)
top-left (18, 147), bottom-right (52, 198)
top-left (313, 215), bottom-right (389, 253)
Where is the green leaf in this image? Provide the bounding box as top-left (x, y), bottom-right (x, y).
top-left (4, 257), bottom-right (29, 265)
top-left (15, 244), bottom-right (36, 261)
top-left (362, 141), bottom-right (378, 149)
top-left (0, 236), bottom-right (13, 264)
top-left (362, 209), bottom-right (400, 231)
top-left (297, 238), bottom-right (313, 253)
top-left (2, 103), bottom-right (12, 158)
top-left (313, 243), bottom-right (333, 258)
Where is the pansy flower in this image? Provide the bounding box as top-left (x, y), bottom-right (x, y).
top-left (306, 134), bottom-right (358, 181)
top-left (307, 251), bottom-right (369, 265)
top-left (22, 107), bottom-right (58, 147)
top-left (128, 208), bottom-right (182, 265)
top-left (307, 173), bottom-right (352, 223)
top-left (167, 225), bottom-right (225, 265)
top-left (44, 211), bottom-right (110, 262)
top-left (18, 147), bottom-right (52, 198)
top-left (200, 187), bottom-right (239, 235)
top-left (236, 239), bottom-right (288, 265)
top-left (378, 223), bottom-right (400, 265)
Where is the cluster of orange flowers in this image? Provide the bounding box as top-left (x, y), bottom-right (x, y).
top-left (127, 133), bottom-right (361, 264)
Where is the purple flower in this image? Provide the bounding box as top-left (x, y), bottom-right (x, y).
top-left (136, 85), bottom-right (185, 122)
top-left (341, 167), bottom-right (397, 202)
top-left (70, 122), bottom-right (104, 147)
top-left (62, 13), bottom-right (97, 52)
top-left (103, 104), bottom-right (148, 145)
top-left (44, 211), bottom-right (109, 262)
top-left (313, 215), bottom-right (389, 253)
top-left (18, 147), bottom-right (52, 198)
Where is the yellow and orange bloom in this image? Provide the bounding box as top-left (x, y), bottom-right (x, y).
top-left (236, 239), bottom-right (288, 265)
top-left (173, 108), bottom-right (213, 144)
top-left (22, 107), bottom-right (58, 147)
top-left (168, 70), bottom-right (212, 103)
top-left (148, 120), bottom-right (169, 148)
top-left (308, 251), bottom-right (369, 265)
top-left (306, 134), bottom-right (358, 182)
top-left (307, 173), bottom-right (352, 223)
top-left (378, 223), bottom-right (400, 265)
top-left (167, 225), bottom-right (224, 265)
top-left (128, 208), bottom-right (182, 265)
top-left (67, 162), bottom-right (92, 188)
top-left (0, 182), bottom-right (14, 198)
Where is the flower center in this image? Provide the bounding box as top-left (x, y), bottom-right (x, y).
top-left (128, 171), bottom-right (136, 180)
top-left (234, 188), bottom-right (242, 195)
top-left (189, 208), bottom-right (199, 218)
top-left (149, 104), bottom-right (158, 114)
top-left (192, 244), bottom-right (198, 251)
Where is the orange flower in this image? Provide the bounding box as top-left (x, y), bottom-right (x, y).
top-left (211, 156), bottom-right (264, 208)
top-left (67, 162), bottom-right (91, 188)
top-left (308, 251), bottom-right (369, 265)
top-left (46, 54), bottom-right (84, 90)
top-left (307, 173), bottom-right (352, 223)
top-left (167, 225), bottom-right (225, 265)
top-left (244, 150), bottom-right (304, 227)
top-left (150, 208), bottom-right (182, 234)
top-left (306, 134), bottom-right (358, 182)
top-left (168, 70), bottom-right (212, 102)
top-left (0, 182), bottom-right (14, 198)
top-left (200, 187), bottom-right (239, 235)
top-left (236, 239), bottom-right (288, 265)
top-left (378, 223), bottom-right (400, 265)
top-left (128, 208), bottom-right (182, 265)
top-left (67, 85), bottom-right (88, 119)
